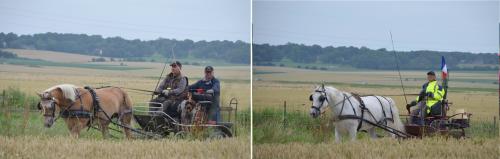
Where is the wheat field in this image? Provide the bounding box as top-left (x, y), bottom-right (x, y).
top-left (0, 135), bottom-right (250, 159)
top-left (253, 66), bottom-right (498, 159)
top-left (254, 137), bottom-right (498, 159)
top-left (0, 49), bottom-right (251, 159)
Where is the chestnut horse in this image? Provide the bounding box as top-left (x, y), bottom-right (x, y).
top-left (37, 84), bottom-right (133, 139)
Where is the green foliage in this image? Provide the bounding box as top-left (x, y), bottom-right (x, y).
top-left (91, 57), bottom-right (106, 62)
top-left (253, 108), bottom-right (498, 144)
top-left (0, 32), bottom-right (250, 64)
top-left (0, 87), bottom-right (38, 109)
top-left (253, 108), bottom-right (335, 144)
top-left (0, 50), bottom-right (17, 58)
top-left (254, 43), bottom-right (498, 71)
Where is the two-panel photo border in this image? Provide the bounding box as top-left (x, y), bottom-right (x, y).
top-left (0, 0), bottom-right (498, 159)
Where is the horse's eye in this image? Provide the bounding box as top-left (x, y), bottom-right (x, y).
top-left (319, 95), bottom-right (326, 101)
top-left (309, 95), bottom-right (313, 101)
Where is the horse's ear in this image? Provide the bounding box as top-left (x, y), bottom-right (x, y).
top-left (36, 92), bottom-right (42, 98)
top-left (311, 85), bottom-right (317, 90)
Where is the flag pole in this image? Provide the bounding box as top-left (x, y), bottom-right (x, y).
top-left (441, 56), bottom-right (449, 118)
top-left (441, 56), bottom-right (448, 100)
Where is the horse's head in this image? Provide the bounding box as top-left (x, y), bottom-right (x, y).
top-left (37, 91), bottom-right (58, 128)
top-left (309, 84), bottom-right (329, 118)
top-left (37, 84), bottom-right (77, 128)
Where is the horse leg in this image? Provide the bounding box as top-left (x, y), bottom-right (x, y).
top-left (70, 126), bottom-right (81, 138)
top-left (98, 116), bottom-right (111, 139)
top-left (67, 120), bottom-right (80, 138)
top-left (334, 127), bottom-right (341, 143)
top-left (119, 111), bottom-right (133, 139)
top-left (348, 125), bottom-right (358, 141)
top-left (387, 122), bottom-right (397, 138)
top-left (66, 119), bottom-right (84, 138)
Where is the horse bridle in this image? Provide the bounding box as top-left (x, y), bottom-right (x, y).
top-left (38, 89), bottom-right (86, 120)
top-left (38, 97), bottom-right (58, 118)
top-left (309, 90), bottom-right (329, 112)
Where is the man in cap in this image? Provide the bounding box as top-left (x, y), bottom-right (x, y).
top-left (189, 66), bottom-right (221, 124)
top-left (406, 71), bottom-right (446, 124)
top-left (150, 61), bottom-right (188, 120)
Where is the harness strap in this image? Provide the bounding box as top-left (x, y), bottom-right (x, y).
top-left (337, 114), bottom-right (411, 138)
top-left (57, 89), bottom-right (89, 120)
top-left (85, 86), bottom-right (101, 130)
top-left (380, 96), bottom-right (394, 122)
top-left (85, 86), bottom-right (116, 124)
top-left (60, 110), bottom-right (92, 118)
top-left (338, 95), bottom-right (346, 117)
top-left (344, 93), bottom-right (363, 131)
top-left (373, 96), bottom-right (388, 126)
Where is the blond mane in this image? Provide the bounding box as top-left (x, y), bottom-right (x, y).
top-left (44, 84), bottom-right (78, 102)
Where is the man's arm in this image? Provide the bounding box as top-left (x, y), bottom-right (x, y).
top-left (212, 79), bottom-right (220, 94)
top-left (155, 78), bottom-right (167, 93)
top-left (433, 85), bottom-right (444, 101)
top-left (169, 77), bottom-right (187, 95)
top-left (189, 79), bottom-right (202, 90)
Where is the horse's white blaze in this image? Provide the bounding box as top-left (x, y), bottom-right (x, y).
top-left (310, 86), bottom-right (405, 142)
top-left (44, 84), bottom-right (78, 102)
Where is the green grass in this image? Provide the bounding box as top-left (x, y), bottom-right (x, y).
top-left (0, 58), bottom-right (151, 71)
top-left (0, 87), bottom-right (250, 139)
top-left (253, 108), bottom-right (498, 144)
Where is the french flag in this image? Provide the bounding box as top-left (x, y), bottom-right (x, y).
top-left (441, 56), bottom-right (448, 80)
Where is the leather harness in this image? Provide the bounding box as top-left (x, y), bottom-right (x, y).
top-left (56, 86), bottom-right (112, 128)
top-left (312, 91), bottom-right (394, 131)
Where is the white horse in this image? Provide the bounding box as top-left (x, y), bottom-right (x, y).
top-left (309, 85), bottom-right (405, 142)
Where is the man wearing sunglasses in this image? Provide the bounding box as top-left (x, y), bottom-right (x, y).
top-left (189, 66), bottom-right (221, 124)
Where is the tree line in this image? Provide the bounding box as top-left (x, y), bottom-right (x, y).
top-left (0, 32), bottom-right (250, 64)
top-left (254, 43), bottom-right (498, 70)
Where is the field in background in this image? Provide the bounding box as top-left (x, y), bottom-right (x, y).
top-left (0, 49), bottom-right (251, 159)
top-left (0, 49), bottom-right (250, 110)
top-left (253, 66), bottom-right (497, 118)
top-left (253, 66), bottom-right (498, 158)
top-left (4, 49), bottom-right (103, 63)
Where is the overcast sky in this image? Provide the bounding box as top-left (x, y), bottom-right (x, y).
top-left (0, 0), bottom-right (250, 42)
top-left (0, 0), bottom-right (498, 53)
top-left (253, 1), bottom-right (499, 53)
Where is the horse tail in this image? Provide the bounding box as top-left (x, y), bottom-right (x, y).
top-left (387, 97), bottom-right (405, 133)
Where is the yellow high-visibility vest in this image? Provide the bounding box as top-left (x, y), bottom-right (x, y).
top-left (416, 80), bottom-right (445, 113)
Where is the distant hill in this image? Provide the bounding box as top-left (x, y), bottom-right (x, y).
top-left (253, 43), bottom-right (498, 71)
top-left (0, 32), bottom-right (250, 64)
top-left (3, 49), bottom-right (104, 63)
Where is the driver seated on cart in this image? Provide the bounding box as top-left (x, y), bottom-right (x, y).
top-left (151, 61), bottom-right (188, 120)
top-left (189, 66), bottom-right (221, 125)
top-left (406, 71), bottom-right (446, 125)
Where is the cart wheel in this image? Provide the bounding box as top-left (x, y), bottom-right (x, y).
top-left (174, 131), bottom-right (188, 139)
top-left (208, 129), bottom-right (227, 139)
